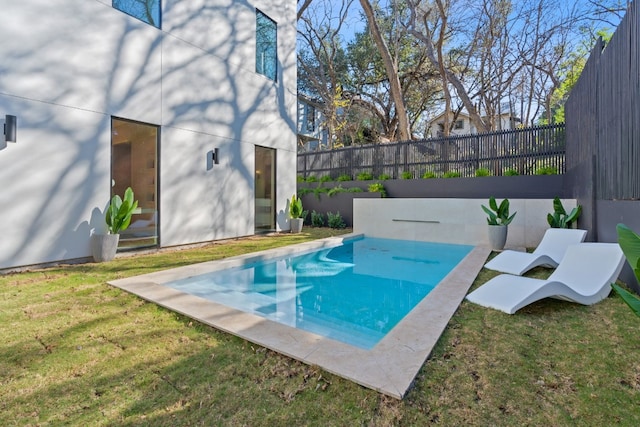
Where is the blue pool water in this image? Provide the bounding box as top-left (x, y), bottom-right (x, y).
top-left (165, 237), bottom-right (473, 349)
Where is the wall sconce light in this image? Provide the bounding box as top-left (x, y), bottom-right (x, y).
top-left (206, 148), bottom-right (219, 170)
top-left (4, 115), bottom-right (17, 143)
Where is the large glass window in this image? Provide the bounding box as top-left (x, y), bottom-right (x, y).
top-left (113, 0), bottom-right (161, 28)
top-left (255, 146), bottom-right (276, 232)
top-left (112, 118), bottom-right (159, 249)
top-left (256, 10), bottom-right (277, 81)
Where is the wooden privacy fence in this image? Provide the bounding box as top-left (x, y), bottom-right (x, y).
top-left (297, 124), bottom-right (566, 179)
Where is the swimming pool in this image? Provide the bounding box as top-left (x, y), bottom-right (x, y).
top-left (109, 234), bottom-right (489, 398)
top-left (164, 237), bottom-right (473, 349)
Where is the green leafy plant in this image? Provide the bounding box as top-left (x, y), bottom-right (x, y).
top-left (422, 171), bottom-right (437, 179)
top-left (312, 186), bottom-right (329, 200)
top-left (475, 168), bottom-right (491, 177)
top-left (535, 166), bottom-right (558, 175)
top-left (319, 175), bottom-right (332, 183)
top-left (356, 172), bottom-right (374, 181)
top-left (305, 176), bottom-right (318, 183)
top-left (289, 194), bottom-right (304, 219)
top-left (310, 210), bottom-right (325, 227)
top-left (297, 187), bottom-right (312, 196)
top-left (106, 187), bottom-right (138, 234)
top-left (336, 174), bottom-right (352, 181)
top-left (296, 175), bottom-right (305, 183)
top-left (504, 168), bottom-right (519, 176)
top-left (612, 224), bottom-right (640, 317)
top-left (401, 171), bottom-right (413, 179)
top-left (443, 171), bottom-right (461, 178)
top-left (481, 197), bottom-right (516, 226)
top-left (327, 211), bottom-right (346, 229)
top-left (377, 173), bottom-right (391, 180)
top-left (547, 197), bottom-right (582, 228)
top-left (368, 182), bottom-right (386, 197)
top-left (327, 185), bottom-right (347, 197)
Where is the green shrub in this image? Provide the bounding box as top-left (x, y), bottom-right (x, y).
top-left (422, 171), bottom-right (437, 179)
top-left (327, 185), bottom-right (347, 197)
top-left (356, 172), bottom-right (374, 181)
top-left (475, 168), bottom-right (491, 177)
top-left (443, 171), bottom-right (461, 178)
top-left (306, 176), bottom-right (319, 182)
top-left (297, 187), bottom-right (312, 196)
top-left (336, 174), bottom-right (352, 182)
top-left (319, 175), bottom-right (332, 183)
top-left (368, 182), bottom-right (387, 197)
top-left (401, 171), bottom-right (413, 179)
top-left (310, 210), bottom-right (325, 227)
top-left (504, 168), bottom-right (519, 176)
top-left (312, 186), bottom-right (329, 200)
top-left (377, 174), bottom-right (391, 180)
top-left (296, 175), bottom-right (305, 183)
top-left (535, 166), bottom-right (558, 175)
top-left (348, 187), bottom-right (363, 193)
top-left (327, 211), bottom-right (346, 229)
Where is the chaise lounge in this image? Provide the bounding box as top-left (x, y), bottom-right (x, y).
top-left (466, 243), bottom-right (625, 314)
top-left (484, 228), bottom-right (588, 275)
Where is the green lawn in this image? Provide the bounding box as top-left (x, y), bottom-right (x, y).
top-left (1, 229), bottom-right (639, 426)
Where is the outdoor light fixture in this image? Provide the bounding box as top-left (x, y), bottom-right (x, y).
top-left (206, 148), bottom-right (219, 170)
top-left (4, 115), bottom-right (16, 143)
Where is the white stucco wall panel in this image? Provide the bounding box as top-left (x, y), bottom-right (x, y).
top-left (354, 198), bottom-right (580, 248)
top-left (164, 0), bottom-right (255, 68)
top-left (159, 127), bottom-right (255, 247)
top-left (0, 103), bottom-right (110, 268)
top-left (1, 1), bottom-right (161, 122)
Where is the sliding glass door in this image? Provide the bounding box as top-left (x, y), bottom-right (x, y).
top-left (111, 117), bottom-right (159, 249)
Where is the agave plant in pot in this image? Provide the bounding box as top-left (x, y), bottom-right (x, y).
top-left (91, 187), bottom-right (138, 262)
top-left (289, 193), bottom-right (306, 233)
top-left (481, 196), bottom-right (517, 251)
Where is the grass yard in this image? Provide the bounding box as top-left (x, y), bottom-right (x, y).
top-left (1, 228), bottom-right (639, 426)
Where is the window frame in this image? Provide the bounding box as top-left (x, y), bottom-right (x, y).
top-left (255, 9), bottom-right (278, 81)
top-left (112, 0), bottom-right (161, 29)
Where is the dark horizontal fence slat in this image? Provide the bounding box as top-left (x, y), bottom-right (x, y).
top-left (298, 124), bottom-right (566, 179)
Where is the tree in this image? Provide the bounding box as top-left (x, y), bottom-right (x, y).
top-left (359, 0), bottom-right (412, 141)
top-left (297, 0), bottom-right (353, 149)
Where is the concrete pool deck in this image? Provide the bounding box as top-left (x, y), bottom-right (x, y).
top-left (108, 234), bottom-right (490, 399)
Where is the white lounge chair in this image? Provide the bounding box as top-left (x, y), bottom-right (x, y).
top-left (484, 228), bottom-right (588, 275)
top-left (466, 243), bottom-right (625, 314)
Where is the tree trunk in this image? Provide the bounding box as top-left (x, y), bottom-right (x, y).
top-left (359, 0), bottom-right (412, 141)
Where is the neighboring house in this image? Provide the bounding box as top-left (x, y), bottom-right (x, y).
top-left (297, 95), bottom-right (329, 151)
top-left (426, 111), bottom-right (521, 138)
top-left (0, 1), bottom-right (297, 270)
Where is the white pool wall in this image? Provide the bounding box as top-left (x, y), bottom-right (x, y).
top-left (353, 198), bottom-right (579, 248)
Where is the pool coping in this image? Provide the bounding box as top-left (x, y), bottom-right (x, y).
top-left (108, 234), bottom-right (490, 399)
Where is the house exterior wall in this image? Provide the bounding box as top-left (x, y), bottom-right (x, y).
top-left (296, 97), bottom-right (328, 151)
top-left (0, 0), bottom-right (297, 269)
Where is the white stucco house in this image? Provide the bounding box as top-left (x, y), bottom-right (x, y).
top-left (0, 0), bottom-right (297, 270)
top-left (297, 94), bottom-right (328, 151)
top-left (426, 111), bottom-right (521, 138)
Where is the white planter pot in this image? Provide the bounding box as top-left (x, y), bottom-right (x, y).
top-left (487, 225), bottom-right (508, 251)
top-left (91, 234), bottom-right (120, 262)
top-left (290, 218), bottom-right (304, 233)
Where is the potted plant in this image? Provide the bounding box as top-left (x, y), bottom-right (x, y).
top-left (481, 197), bottom-right (517, 251)
top-left (91, 187), bottom-right (138, 262)
top-left (547, 197), bottom-right (582, 228)
top-left (289, 193), bottom-right (306, 233)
